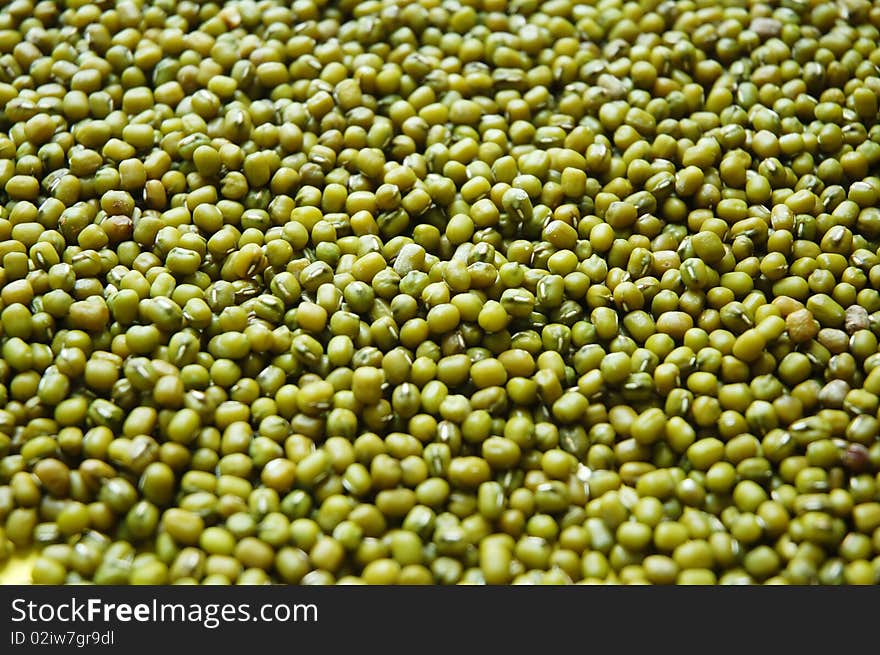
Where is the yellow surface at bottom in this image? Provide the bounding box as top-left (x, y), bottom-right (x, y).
top-left (0, 551), bottom-right (36, 584)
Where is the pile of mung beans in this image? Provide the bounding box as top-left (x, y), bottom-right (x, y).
top-left (1, 0), bottom-right (880, 585)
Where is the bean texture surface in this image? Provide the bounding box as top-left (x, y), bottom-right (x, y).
top-left (1, 0), bottom-right (880, 586)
